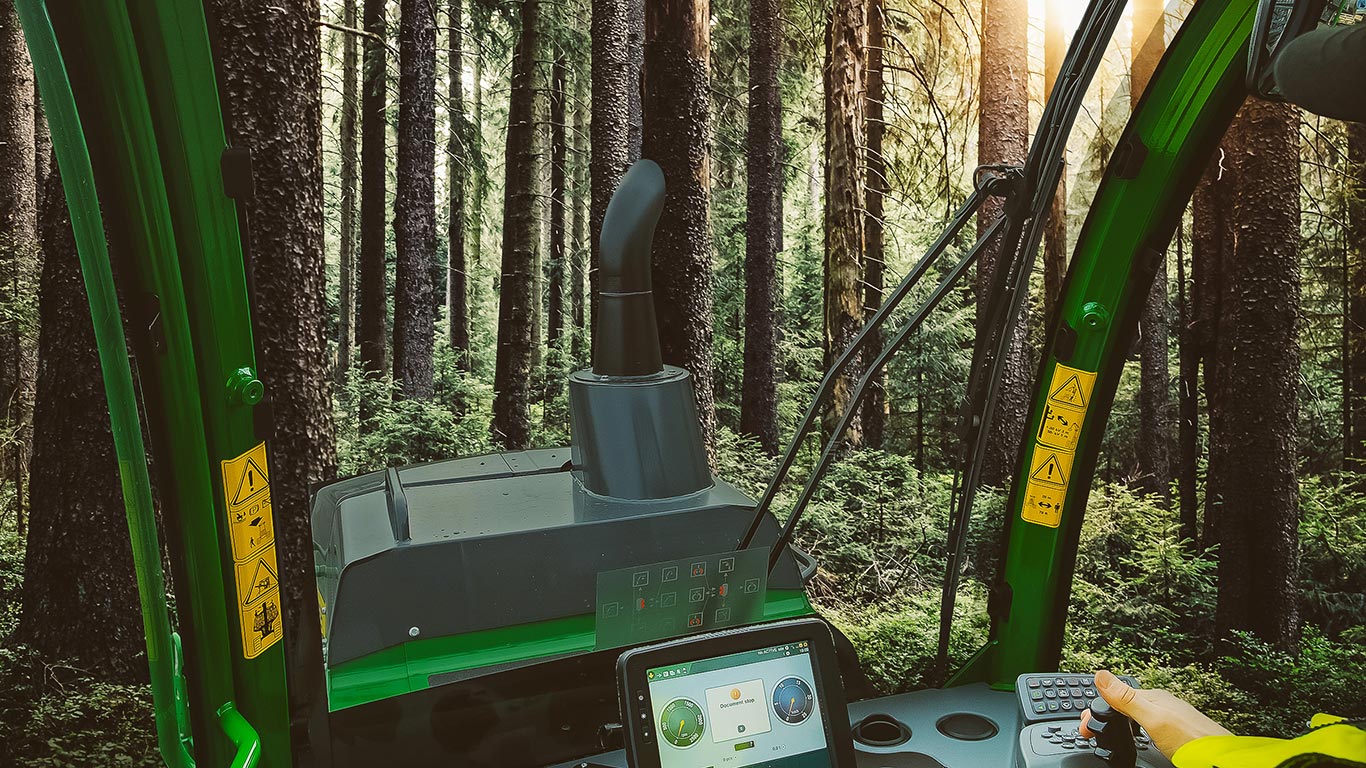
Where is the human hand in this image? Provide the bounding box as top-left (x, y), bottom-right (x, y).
top-left (1078, 670), bottom-right (1231, 758)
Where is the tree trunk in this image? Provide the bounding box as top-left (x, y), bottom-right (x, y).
top-left (570, 59), bottom-right (589, 364)
top-left (741, 0), bottom-right (782, 455)
top-left (336, 0), bottom-right (359, 389)
top-left (627, 0), bottom-right (644, 161)
top-left (976, 0), bottom-right (1030, 487)
top-left (208, 0), bottom-right (338, 657)
top-left (590, 0), bottom-right (635, 350)
top-left (1346, 123), bottom-right (1366, 467)
top-left (1042, 0), bottom-right (1066, 319)
top-left (643, 0), bottom-right (716, 450)
top-left (1210, 100), bottom-right (1301, 651)
top-left (393, 0), bottom-right (437, 399)
top-left (33, 92), bottom-right (49, 217)
top-left (1193, 140), bottom-right (1234, 552)
top-left (448, 0), bottom-right (470, 371)
top-left (822, 0), bottom-right (867, 448)
top-left (357, 0), bottom-right (389, 389)
top-left (16, 161), bottom-right (144, 680)
top-left (861, 0), bottom-right (887, 450)
top-left (492, 0), bottom-right (542, 448)
top-left (0, 2), bottom-right (37, 530)
top-left (1133, 0), bottom-right (1169, 498)
top-left (546, 52), bottom-right (567, 399)
top-left (1175, 223), bottom-right (1199, 547)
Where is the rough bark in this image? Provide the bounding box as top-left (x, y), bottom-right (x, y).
top-left (393, 0), bottom-right (437, 399)
top-left (1346, 123), bottom-right (1366, 466)
top-left (33, 93), bottom-right (49, 217)
top-left (15, 162), bottom-right (144, 681)
top-left (742, 0), bottom-right (782, 455)
top-left (823, 0), bottom-right (867, 448)
top-left (1175, 224), bottom-right (1199, 548)
top-left (492, 0), bottom-right (542, 448)
top-left (1209, 100), bottom-right (1301, 651)
top-left (546, 52), bottom-right (567, 399)
top-left (590, 0), bottom-right (635, 347)
top-left (357, 0), bottom-right (389, 386)
top-left (643, 0), bottom-right (717, 450)
top-left (1042, 0), bottom-right (1066, 320)
top-left (336, 0), bottom-right (359, 388)
top-left (627, 0), bottom-right (644, 160)
top-left (448, 0), bottom-right (470, 370)
top-left (208, 0), bottom-right (338, 650)
top-left (976, 0), bottom-right (1030, 487)
top-left (570, 60), bottom-right (589, 363)
top-left (1192, 140), bottom-right (1234, 552)
top-left (0, 3), bottom-right (37, 528)
top-left (861, 0), bottom-right (887, 450)
top-left (1133, 0), bottom-right (1170, 498)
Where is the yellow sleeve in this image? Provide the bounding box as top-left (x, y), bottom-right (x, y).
top-left (1172, 719), bottom-right (1366, 768)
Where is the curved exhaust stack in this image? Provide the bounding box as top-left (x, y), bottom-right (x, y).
top-left (569, 160), bottom-right (712, 503)
top-left (594, 159), bottom-right (665, 376)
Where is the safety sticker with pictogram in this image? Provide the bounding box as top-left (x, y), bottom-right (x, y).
top-left (222, 441), bottom-right (283, 659)
top-left (1028, 449), bottom-right (1073, 488)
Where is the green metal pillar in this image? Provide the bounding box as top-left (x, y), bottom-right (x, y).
top-left (956, 0), bottom-right (1258, 688)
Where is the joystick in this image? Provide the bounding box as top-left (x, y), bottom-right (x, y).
top-left (1086, 696), bottom-right (1138, 768)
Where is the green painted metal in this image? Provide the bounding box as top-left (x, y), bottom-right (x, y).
top-left (962, 0), bottom-right (1258, 689)
top-left (116, 1), bottom-right (293, 762)
top-left (215, 703), bottom-right (261, 768)
top-left (25, 0), bottom-right (293, 763)
top-left (326, 591), bottom-right (815, 712)
top-left (12, 2), bottom-right (195, 765)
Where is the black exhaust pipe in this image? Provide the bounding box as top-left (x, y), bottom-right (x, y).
top-left (568, 160), bottom-right (711, 503)
top-left (594, 158), bottom-right (665, 376)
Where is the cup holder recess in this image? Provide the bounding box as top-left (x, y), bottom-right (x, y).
top-left (934, 712), bottom-right (998, 741)
top-left (852, 713), bottom-right (912, 748)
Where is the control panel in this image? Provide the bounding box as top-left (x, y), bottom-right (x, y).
top-left (1016, 674), bottom-right (1137, 721)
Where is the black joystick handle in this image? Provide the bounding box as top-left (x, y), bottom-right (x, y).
top-left (1088, 697), bottom-right (1138, 768)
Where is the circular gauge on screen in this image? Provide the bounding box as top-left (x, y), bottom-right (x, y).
top-left (772, 676), bottom-right (815, 725)
top-left (659, 697), bottom-right (705, 749)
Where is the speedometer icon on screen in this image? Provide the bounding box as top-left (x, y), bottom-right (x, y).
top-left (659, 697), bottom-right (705, 748)
top-left (772, 676), bottom-right (814, 724)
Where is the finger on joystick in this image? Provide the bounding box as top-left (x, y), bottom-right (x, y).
top-left (1086, 696), bottom-right (1138, 768)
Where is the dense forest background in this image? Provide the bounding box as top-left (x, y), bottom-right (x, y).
top-left (1, 0), bottom-right (1364, 763)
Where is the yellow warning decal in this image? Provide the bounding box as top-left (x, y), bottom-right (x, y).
top-left (222, 442), bottom-right (282, 659)
top-left (240, 588), bottom-right (283, 660)
top-left (1021, 364), bottom-right (1096, 529)
top-left (1028, 449), bottom-right (1073, 488)
top-left (1047, 364), bottom-right (1096, 409)
top-left (1036, 402), bottom-right (1085, 452)
top-left (1022, 480), bottom-right (1067, 527)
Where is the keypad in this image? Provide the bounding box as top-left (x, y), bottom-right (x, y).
top-left (1018, 673), bottom-right (1139, 722)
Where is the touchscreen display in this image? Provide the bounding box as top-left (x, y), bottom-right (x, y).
top-left (645, 640), bottom-right (831, 768)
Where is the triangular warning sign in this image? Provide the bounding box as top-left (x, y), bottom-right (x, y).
top-left (231, 457), bottom-right (269, 506)
top-left (244, 557), bottom-right (277, 604)
top-left (1049, 375), bottom-right (1087, 408)
top-left (1030, 454), bottom-right (1069, 487)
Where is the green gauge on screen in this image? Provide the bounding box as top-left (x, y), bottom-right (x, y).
top-left (659, 697), bottom-right (705, 749)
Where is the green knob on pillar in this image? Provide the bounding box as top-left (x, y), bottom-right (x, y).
top-left (227, 366), bottom-right (265, 406)
top-left (1080, 301), bottom-right (1110, 330)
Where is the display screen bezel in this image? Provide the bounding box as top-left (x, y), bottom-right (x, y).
top-left (617, 618), bottom-right (856, 768)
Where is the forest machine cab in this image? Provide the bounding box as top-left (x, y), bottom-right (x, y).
top-left (13, 0), bottom-right (1353, 766)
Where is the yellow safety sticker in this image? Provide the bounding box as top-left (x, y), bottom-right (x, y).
top-left (1028, 449), bottom-right (1073, 489)
top-left (1021, 364), bottom-right (1098, 529)
top-left (240, 588), bottom-right (283, 660)
top-left (1047, 364), bottom-right (1096, 409)
top-left (222, 442), bottom-right (283, 659)
top-left (1022, 480), bottom-right (1066, 527)
top-left (234, 553), bottom-right (279, 606)
top-left (1036, 402), bottom-right (1085, 452)
top-left (222, 442), bottom-right (275, 562)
